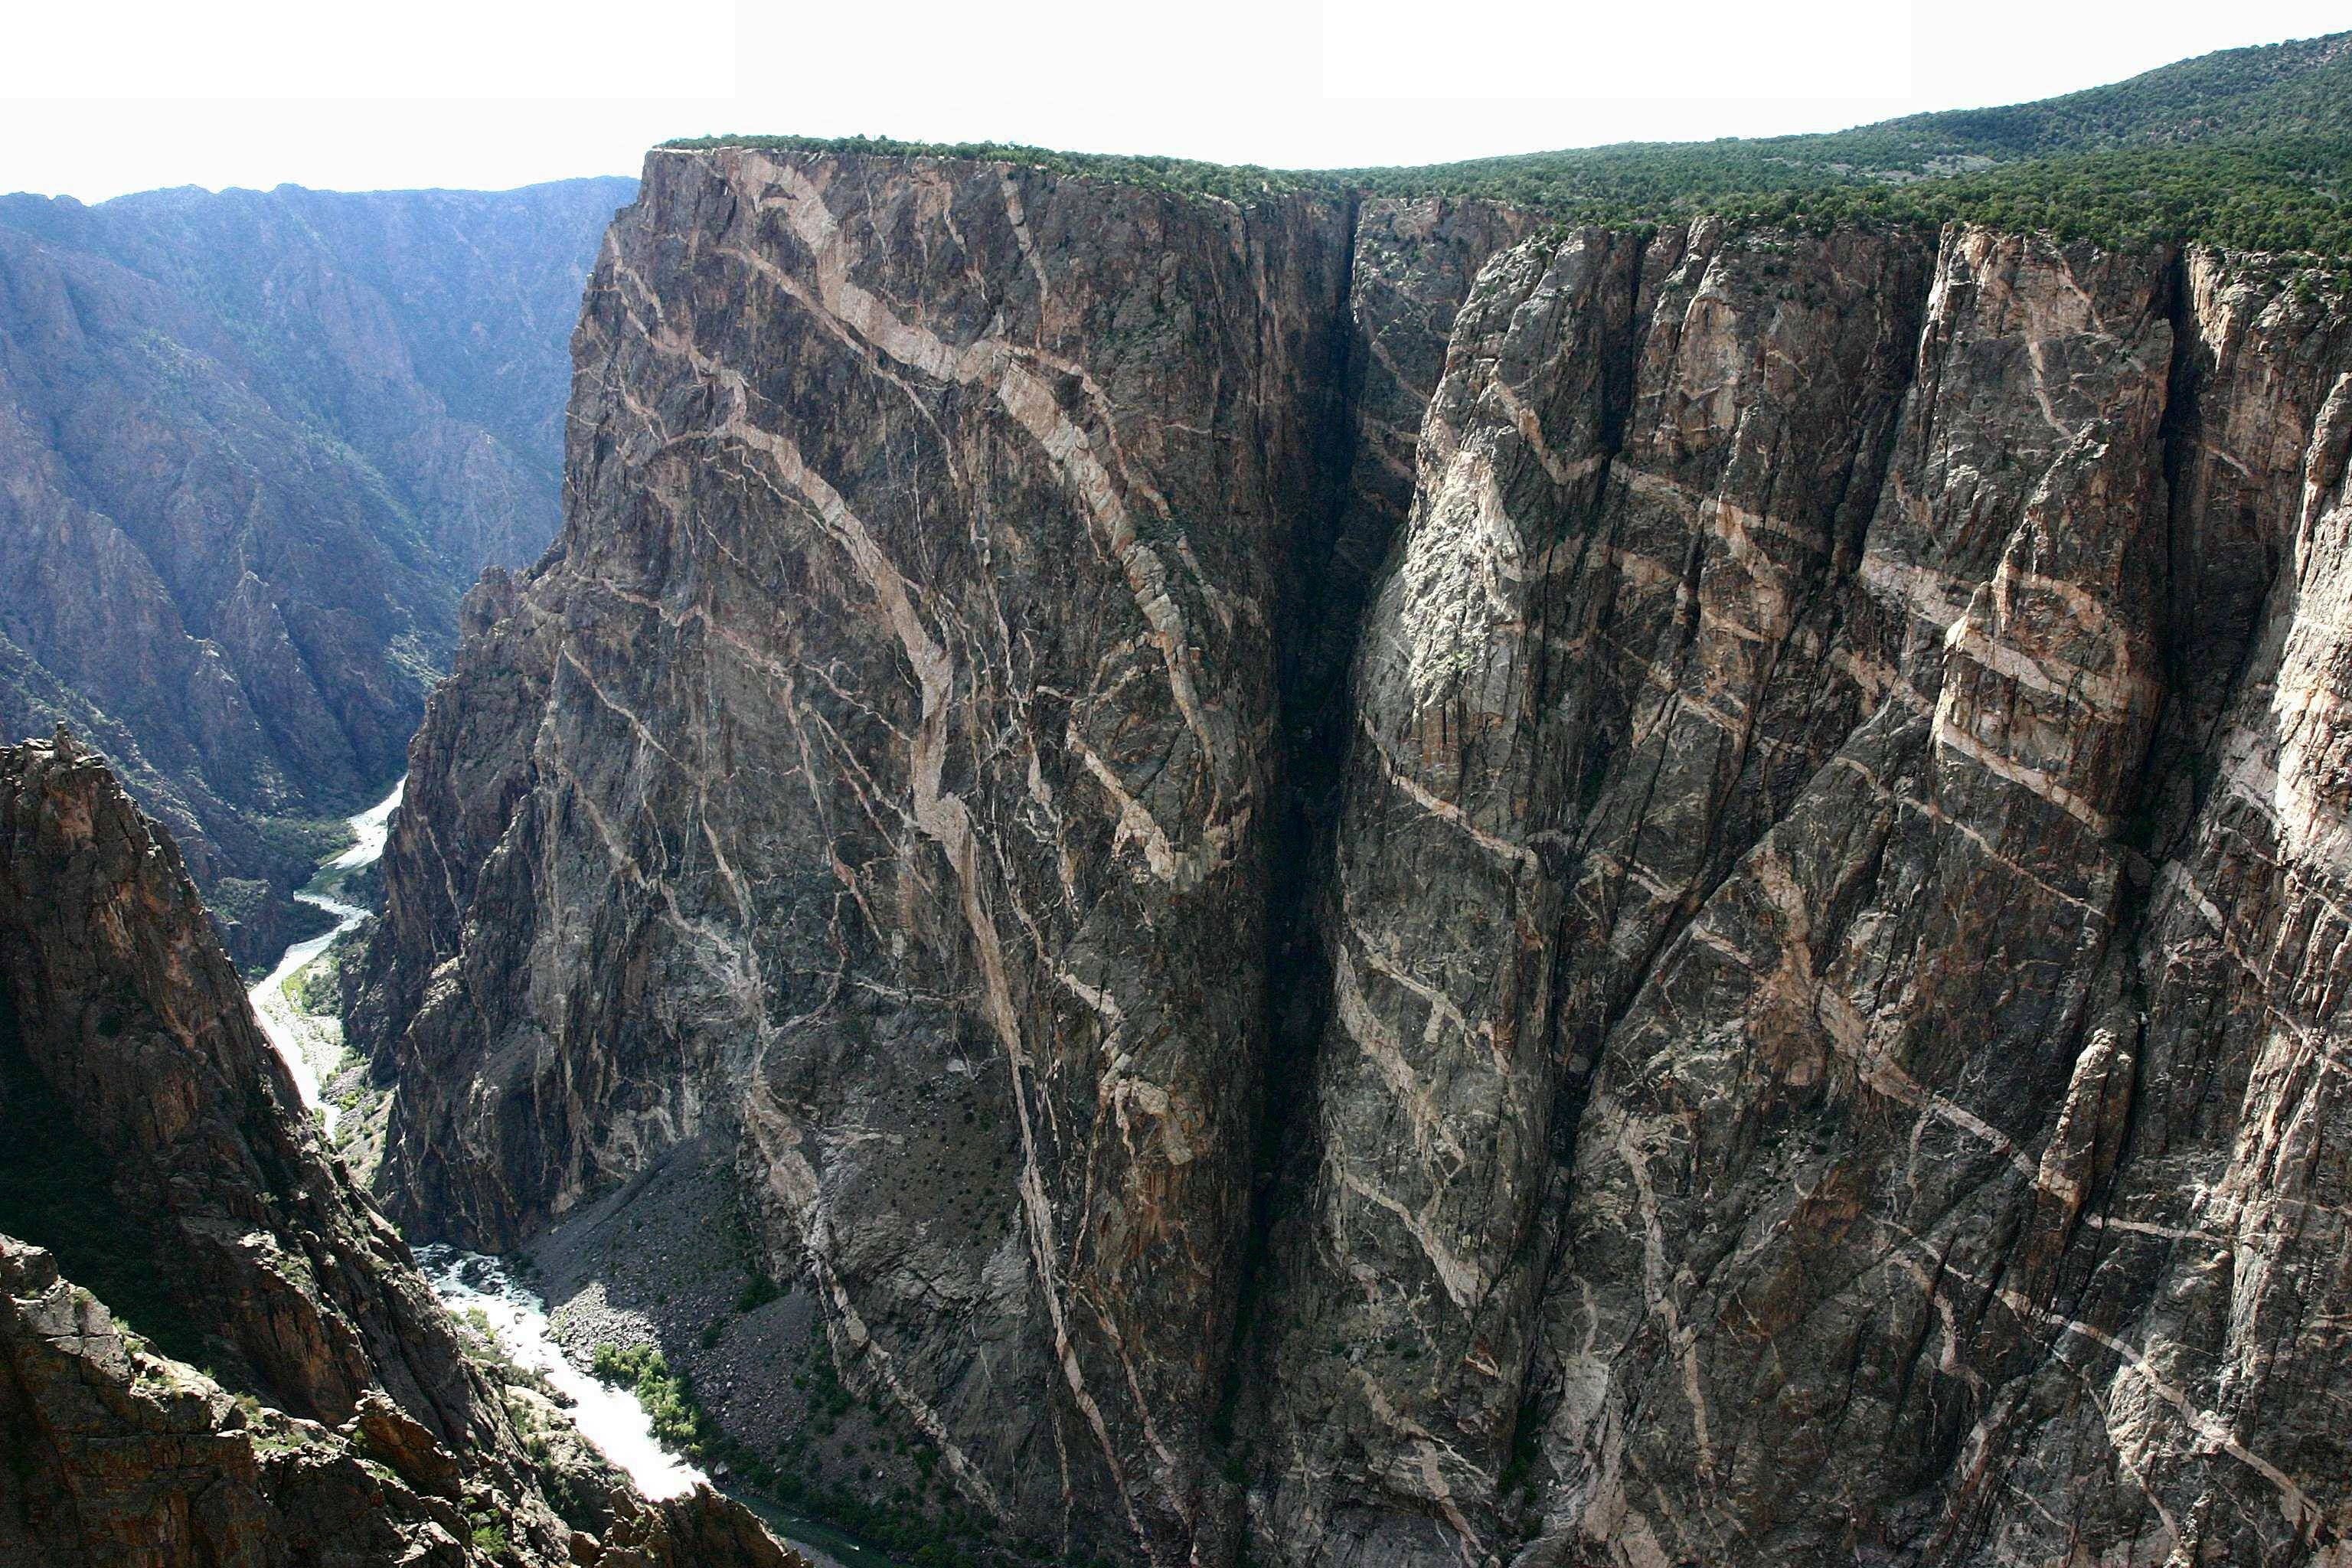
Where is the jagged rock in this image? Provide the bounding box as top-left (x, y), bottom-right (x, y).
top-left (0, 1232), bottom-right (469, 1568)
top-left (0, 730), bottom-right (500, 1439)
top-left (0, 737), bottom-right (793, 1566)
top-left (594, 1488), bottom-right (805, 1568)
top-left (358, 145), bottom-right (2352, 1568)
top-left (0, 1233), bottom-right (812, 1568)
top-left (345, 1390), bottom-right (467, 1501)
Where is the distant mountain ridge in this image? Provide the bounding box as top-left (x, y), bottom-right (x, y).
top-left (0, 175), bottom-right (632, 965)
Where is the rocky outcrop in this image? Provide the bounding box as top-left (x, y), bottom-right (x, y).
top-left (0, 179), bottom-right (630, 965)
top-left (0, 727), bottom-right (498, 1433)
top-left (0, 1234), bottom-right (481, 1568)
top-left (0, 1236), bottom-right (801, 1568)
top-left (358, 145), bottom-right (2352, 1568)
top-left (0, 733), bottom-right (793, 1567)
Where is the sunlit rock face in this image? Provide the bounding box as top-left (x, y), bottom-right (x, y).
top-left (354, 146), bottom-right (1374, 1560)
top-left (360, 146), bottom-right (2352, 1568)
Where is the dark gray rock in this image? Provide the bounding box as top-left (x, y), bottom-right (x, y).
top-left (358, 147), bottom-right (2352, 1568)
top-left (0, 733), bottom-right (796, 1568)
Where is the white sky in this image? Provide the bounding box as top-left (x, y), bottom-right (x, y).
top-left (0, 0), bottom-right (2344, 201)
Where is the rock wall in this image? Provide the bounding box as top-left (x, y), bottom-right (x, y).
top-left (358, 148), bottom-right (2352, 1567)
top-left (356, 145), bottom-right (1376, 1560)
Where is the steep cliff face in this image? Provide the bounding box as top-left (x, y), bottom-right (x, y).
top-left (0, 732), bottom-right (794, 1567)
top-left (1248, 228), bottom-right (2352, 1568)
top-left (0, 179), bottom-right (630, 965)
top-left (1246, 217), bottom-right (1936, 1562)
top-left (357, 145), bottom-right (1374, 1560)
top-left (0, 729), bottom-right (500, 1435)
top-left (360, 148), bottom-right (2352, 1568)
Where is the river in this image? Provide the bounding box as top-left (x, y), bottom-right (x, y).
top-left (416, 1247), bottom-right (887, 1568)
top-left (416, 1246), bottom-right (708, 1500)
top-left (242, 778), bottom-right (715, 1504)
top-left (241, 779), bottom-right (871, 1565)
top-left (249, 779), bottom-right (401, 1138)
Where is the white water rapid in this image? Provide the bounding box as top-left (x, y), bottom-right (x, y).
top-left (240, 786), bottom-right (717, 1505)
top-left (239, 777), bottom-right (857, 1557)
top-left (328, 776), bottom-right (405, 868)
top-left (416, 1247), bottom-right (709, 1501)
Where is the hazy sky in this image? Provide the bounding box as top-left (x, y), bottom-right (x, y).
top-left (2, 0), bottom-right (2345, 201)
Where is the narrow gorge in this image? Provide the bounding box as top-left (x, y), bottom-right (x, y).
top-left (347, 141), bottom-right (2352, 1568)
top-left (0, 178), bottom-right (630, 966)
top-left (0, 731), bottom-right (796, 1567)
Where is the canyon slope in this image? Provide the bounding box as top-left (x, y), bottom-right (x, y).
top-left (355, 69), bottom-right (2352, 1568)
top-left (0, 178), bottom-right (632, 965)
top-left (0, 730), bottom-right (793, 1568)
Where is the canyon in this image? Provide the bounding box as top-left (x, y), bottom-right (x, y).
top-left (0, 26), bottom-right (2348, 1568)
top-left (0, 178), bottom-right (631, 966)
top-left (0, 729), bottom-right (797, 1566)
top-left (346, 135), bottom-right (2352, 1568)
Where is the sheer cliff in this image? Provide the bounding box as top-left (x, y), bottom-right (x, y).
top-left (354, 142), bottom-right (2352, 1568)
top-left (0, 730), bottom-right (794, 1567)
top-left (0, 178), bottom-right (632, 966)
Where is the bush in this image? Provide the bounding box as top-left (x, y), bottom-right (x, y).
top-left (664, 33), bottom-right (2352, 256)
top-left (590, 1341), bottom-right (715, 1456)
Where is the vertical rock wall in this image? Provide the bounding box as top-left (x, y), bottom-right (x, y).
top-left (359, 146), bottom-right (1364, 1560)
top-left (359, 149), bottom-right (2352, 1567)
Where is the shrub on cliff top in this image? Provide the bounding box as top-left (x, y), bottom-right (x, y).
top-left (663, 31), bottom-right (2352, 257)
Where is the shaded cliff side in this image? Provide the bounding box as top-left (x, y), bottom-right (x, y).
top-left (356, 143), bottom-right (2352, 1568)
top-left (0, 178), bottom-right (632, 965)
top-left (1243, 219), bottom-right (2352, 1568)
top-left (0, 731), bottom-right (794, 1567)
